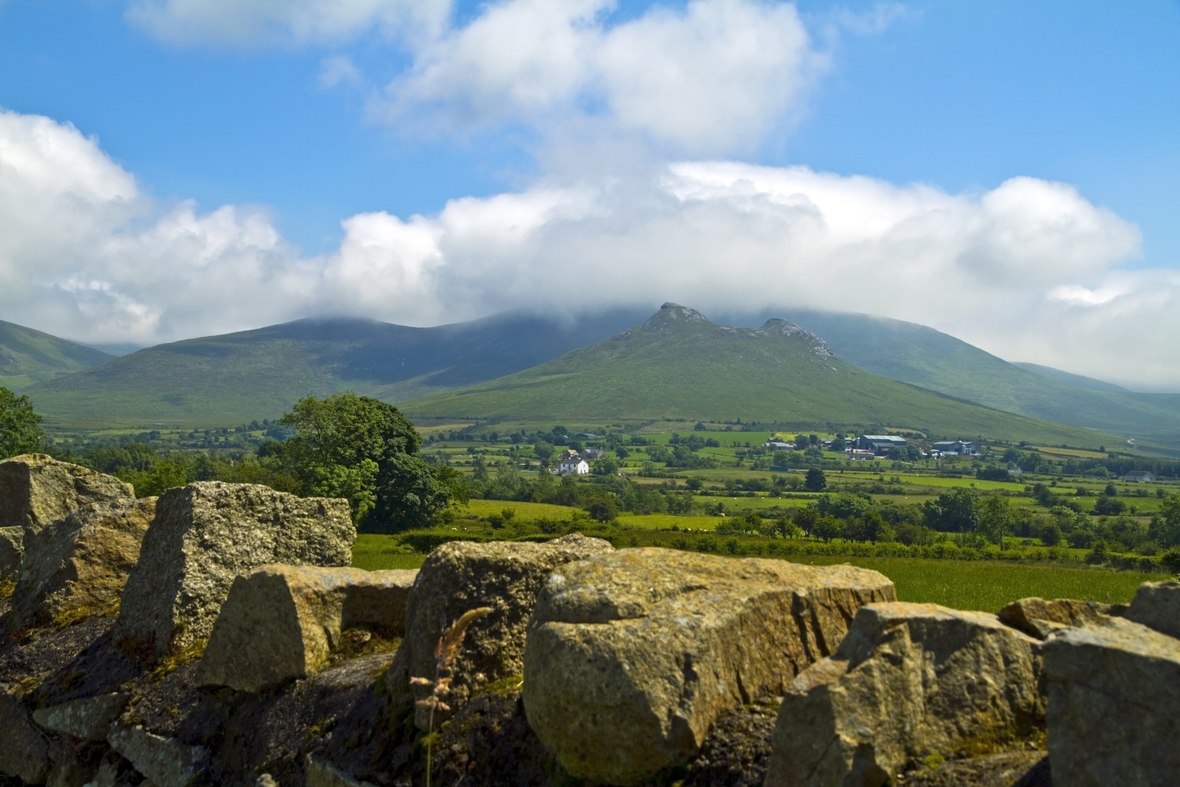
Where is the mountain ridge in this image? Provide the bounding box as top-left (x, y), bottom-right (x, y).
top-left (0, 319), bottom-right (115, 391)
top-left (401, 304), bottom-right (1117, 448)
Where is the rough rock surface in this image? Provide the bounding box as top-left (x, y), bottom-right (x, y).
top-left (998, 596), bottom-right (1120, 640)
top-left (765, 602), bottom-right (1044, 787)
top-left (1042, 615), bottom-right (1180, 786)
top-left (195, 565), bottom-right (416, 692)
top-left (385, 533), bottom-right (613, 728)
top-left (1121, 579), bottom-right (1180, 640)
top-left (10, 499), bottom-right (156, 630)
top-left (0, 690), bottom-right (50, 784)
top-left (115, 482), bottom-right (354, 654)
top-left (523, 549), bottom-right (895, 785)
top-left (107, 724), bottom-right (208, 787)
top-left (305, 756), bottom-right (376, 787)
top-left (33, 693), bottom-right (128, 741)
top-left (0, 455), bottom-right (133, 535)
top-left (1, 525), bottom-right (23, 581)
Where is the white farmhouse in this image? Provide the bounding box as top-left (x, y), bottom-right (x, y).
top-left (558, 449), bottom-right (590, 476)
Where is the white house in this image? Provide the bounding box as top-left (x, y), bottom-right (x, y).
top-left (558, 449), bottom-right (590, 475)
top-left (1123, 471), bottom-right (1155, 483)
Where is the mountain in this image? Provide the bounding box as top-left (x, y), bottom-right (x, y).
top-left (723, 309), bottom-right (1180, 444)
top-left (1010, 362), bottom-right (1127, 393)
top-left (401, 304), bottom-right (1116, 447)
top-left (0, 320), bottom-right (115, 391)
top-left (25, 309), bottom-right (651, 427)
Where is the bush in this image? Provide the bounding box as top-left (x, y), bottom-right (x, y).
top-left (1161, 547), bottom-right (1180, 575)
top-left (586, 498), bottom-right (618, 523)
top-left (1038, 521), bottom-right (1063, 547)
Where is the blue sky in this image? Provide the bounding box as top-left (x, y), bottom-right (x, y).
top-left (1, 0), bottom-right (1179, 387)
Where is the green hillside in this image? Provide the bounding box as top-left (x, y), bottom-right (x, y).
top-left (25, 310), bottom-right (648, 428)
top-left (401, 304), bottom-right (1118, 447)
top-left (740, 309), bottom-right (1180, 444)
top-left (0, 319), bottom-right (114, 390)
top-left (1011, 362), bottom-right (1127, 393)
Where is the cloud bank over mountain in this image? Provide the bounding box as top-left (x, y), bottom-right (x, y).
top-left (1, 0), bottom-right (1176, 389)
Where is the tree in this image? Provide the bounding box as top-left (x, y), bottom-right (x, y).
top-left (586, 498), bottom-right (618, 522)
top-left (923, 488), bottom-right (979, 533)
top-left (805, 467), bottom-right (827, 492)
top-left (976, 495), bottom-right (1014, 549)
top-left (1038, 520), bottom-right (1063, 547)
top-left (0, 387), bottom-right (45, 459)
top-left (278, 393), bottom-right (456, 531)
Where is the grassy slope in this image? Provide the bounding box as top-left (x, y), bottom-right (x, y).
top-left (1011, 362), bottom-right (1127, 393)
top-left (767, 310), bottom-right (1180, 443)
top-left (0, 319), bottom-right (114, 390)
top-left (402, 305), bottom-right (1117, 447)
top-left (25, 310), bottom-right (649, 428)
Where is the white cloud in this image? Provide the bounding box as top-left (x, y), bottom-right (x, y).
top-left (380, 0), bottom-right (826, 154)
top-left (318, 55), bottom-right (362, 87)
top-left (126, 0), bottom-right (450, 46)
top-left (8, 108), bottom-right (1180, 388)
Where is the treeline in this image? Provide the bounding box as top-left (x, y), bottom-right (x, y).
top-left (462, 460), bottom-right (693, 521)
top-left (49, 394), bottom-right (463, 533)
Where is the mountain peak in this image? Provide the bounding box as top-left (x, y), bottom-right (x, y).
top-left (642, 303), bottom-right (709, 332)
top-left (757, 318), bottom-right (835, 359)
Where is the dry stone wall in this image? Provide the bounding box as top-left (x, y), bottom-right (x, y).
top-left (765, 602), bottom-right (1044, 787)
top-left (522, 549), bottom-right (896, 785)
top-left (10, 498), bottom-right (156, 629)
top-left (115, 481), bottom-right (354, 654)
top-left (384, 533), bottom-right (614, 729)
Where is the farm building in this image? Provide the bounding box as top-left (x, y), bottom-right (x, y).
top-left (558, 449), bottom-right (590, 476)
top-left (764, 440), bottom-right (794, 450)
top-left (932, 440), bottom-right (981, 456)
top-left (856, 435), bottom-right (907, 455)
top-left (1123, 471), bottom-right (1156, 483)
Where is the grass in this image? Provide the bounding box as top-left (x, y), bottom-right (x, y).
top-left (460, 499), bottom-right (578, 520)
top-left (796, 556), bottom-right (1164, 611)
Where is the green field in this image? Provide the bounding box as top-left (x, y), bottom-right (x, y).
top-left (351, 535), bottom-right (1164, 611)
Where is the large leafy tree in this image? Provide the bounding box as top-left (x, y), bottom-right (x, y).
top-left (278, 393), bottom-right (463, 531)
top-left (0, 387), bottom-right (45, 459)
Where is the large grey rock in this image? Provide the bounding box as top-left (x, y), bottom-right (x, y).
top-left (34, 693), bottom-right (128, 741)
top-left (305, 755), bottom-right (376, 787)
top-left (11, 499), bottom-right (155, 629)
top-left (1122, 580), bottom-right (1180, 640)
top-left (1, 525), bottom-right (23, 582)
top-left (0, 690), bottom-right (50, 784)
top-left (385, 533), bottom-right (613, 728)
top-left (195, 564), bottom-right (417, 692)
top-left (0, 455), bottom-right (134, 535)
top-left (1042, 616), bottom-right (1180, 787)
top-left (523, 549), bottom-right (896, 786)
top-left (107, 724), bottom-right (208, 787)
top-left (998, 596), bottom-right (1120, 640)
top-left (115, 482), bottom-right (354, 654)
top-left (765, 602), bottom-right (1044, 787)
